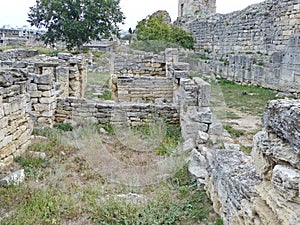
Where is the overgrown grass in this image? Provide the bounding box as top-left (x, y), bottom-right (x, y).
top-left (216, 78), bottom-right (278, 116)
top-left (98, 90), bottom-right (112, 100)
top-left (1, 124), bottom-right (221, 224)
top-left (223, 124), bottom-right (245, 138)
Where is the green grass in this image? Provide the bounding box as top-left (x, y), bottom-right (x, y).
top-left (130, 123), bottom-right (182, 156)
top-left (223, 124), bottom-right (245, 138)
top-left (1, 125), bottom-right (221, 225)
top-left (217, 78), bottom-right (278, 116)
top-left (98, 90), bottom-right (112, 100)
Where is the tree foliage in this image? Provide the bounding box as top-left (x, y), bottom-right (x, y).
top-left (136, 15), bottom-right (195, 50)
top-left (28, 0), bottom-right (124, 50)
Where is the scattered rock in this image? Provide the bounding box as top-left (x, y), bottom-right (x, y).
top-left (99, 127), bottom-right (108, 134)
top-left (0, 169), bottom-right (25, 186)
top-left (196, 130), bottom-right (209, 144)
top-left (28, 151), bottom-right (47, 160)
top-left (224, 143), bottom-right (240, 151)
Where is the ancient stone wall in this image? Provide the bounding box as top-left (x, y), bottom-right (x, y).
top-left (112, 49), bottom-right (189, 103)
top-left (113, 52), bottom-right (166, 77)
top-left (0, 70), bottom-right (32, 167)
top-left (115, 76), bottom-right (174, 103)
top-left (188, 98), bottom-right (300, 224)
top-left (0, 50), bottom-right (87, 165)
top-left (180, 0), bottom-right (300, 93)
top-left (55, 98), bottom-right (179, 126)
top-left (181, 35), bottom-right (300, 93)
top-left (183, 0), bottom-right (299, 53)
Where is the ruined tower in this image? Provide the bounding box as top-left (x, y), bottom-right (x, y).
top-left (178, 0), bottom-right (216, 18)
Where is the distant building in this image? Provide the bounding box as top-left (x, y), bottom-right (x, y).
top-left (83, 40), bottom-right (114, 52)
top-left (0, 26), bottom-right (44, 45)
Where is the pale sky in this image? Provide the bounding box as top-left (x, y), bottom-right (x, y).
top-left (0, 0), bottom-right (264, 30)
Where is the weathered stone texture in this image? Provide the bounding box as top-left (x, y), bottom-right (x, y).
top-left (178, 0), bottom-right (216, 19)
top-left (0, 70), bottom-right (32, 166)
top-left (183, 0), bottom-right (299, 53)
top-left (114, 76), bottom-right (174, 103)
top-left (262, 99), bottom-right (300, 154)
top-left (114, 51), bottom-right (166, 77)
top-left (180, 0), bottom-right (300, 93)
top-left (55, 98), bottom-right (179, 126)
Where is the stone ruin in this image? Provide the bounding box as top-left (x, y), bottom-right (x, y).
top-left (179, 0), bottom-right (300, 95)
top-left (1, 46), bottom-right (299, 224)
top-left (1, 0), bottom-right (300, 222)
top-left (0, 48), bottom-right (209, 166)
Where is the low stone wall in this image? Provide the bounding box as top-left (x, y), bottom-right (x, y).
top-left (0, 49), bottom-right (38, 61)
top-left (113, 51), bottom-right (167, 77)
top-left (0, 50), bottom-right (88, 165)
top-left (179, 77), bottom-right (211, 141)
top-left (0, 70), bottom-right (32, 167)
top-left (188, 99), bottom-right (300, 224)
top-left (55, 98), bottom-right (179, 126)
top-left (114, 76), bottom-right (174, 103)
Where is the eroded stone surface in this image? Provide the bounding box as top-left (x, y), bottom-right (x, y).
top-left (263, 99), bottom-right (300, 154)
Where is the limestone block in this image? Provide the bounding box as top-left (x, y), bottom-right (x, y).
top-left (0, 143), bottom-right (16, 159)
top-left (256, 182), bottom-right (300, 225)
top-left (272, 165), bottom-right (300, 199)
top-left (57, 53), bottom-right (72, 60)
top-left (172, 62), bottom-right (190, 71)
top-left (173, 71), bottom-right (190, 79)
top-left (182, 138), bottom-right (195, 152)
top-left (188, 148), bottom-right (208, 184)
top-left (196, 130), bottom-right (210, 144)
top-left (27, 83), bottom-right (38, 91)
top-left (29, 90), bottom-right (42, 98)
top-left (39, 97), bottom-right (56, 104)
top-left (33, 103), bottom-right (51, 112)
top-left (193, 77), bottom-right (211, 107)
top-left (263, 100), bottom-right (300, 154)
top-left (34, 73), bottom-right (52, 84)
top-left (37, 84), bottom-right (52, 91)
top-left (253, 130), bottom-right (300, 170)
top-left (0, 169), bottom-right (25, 186)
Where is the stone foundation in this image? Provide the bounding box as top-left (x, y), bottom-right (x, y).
top-left (189, 99), bottom-right (300, 225)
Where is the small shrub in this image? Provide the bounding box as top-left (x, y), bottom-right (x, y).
top-left (223, 124), bottom-right (245, 138)
top-left (257, 61), bottom-right (264, 66)
top-left (219, 58), bottom-right (229, 66)
top-left (53, 122), bottom-right (73, 131)
top-left (98, 90), bottom-right (112, 100)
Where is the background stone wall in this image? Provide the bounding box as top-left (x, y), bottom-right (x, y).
top-left (181, 35), bottom-right (300, 93)
top-left (180, 0), bottom-right (300, 94)
top-left (183, 0), bottom-right (299, 53)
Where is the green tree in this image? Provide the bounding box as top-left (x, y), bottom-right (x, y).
top-left (170, 26), bottom-right (195, 50)
top-left (135, 15), bottom-right (195, 50)
top-left (136, 16), bottom-right (171, 42)
top-left (28, 0), bottom-right (124, 50)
